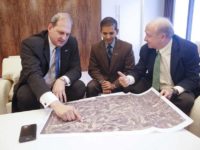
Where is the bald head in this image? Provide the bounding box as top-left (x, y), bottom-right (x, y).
top-left (146, 17), bottom-right (174, 38)
top-left (144, 17), bottom-right (174, 49)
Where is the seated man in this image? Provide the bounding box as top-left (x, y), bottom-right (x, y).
top-left (118, 17), bottom-right (200, 114)
top-left (12, 12), bottom-right (85, 121)
top-left (86, 17), bottom-right (135, 97)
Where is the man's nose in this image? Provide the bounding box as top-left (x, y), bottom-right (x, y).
top-left (61, 34), bottom-right (68, 40)
top-left (105, 34), bottom-right (111, 39)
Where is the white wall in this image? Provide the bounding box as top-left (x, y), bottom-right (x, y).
top-left (101, 0), bottom-right (164, 63)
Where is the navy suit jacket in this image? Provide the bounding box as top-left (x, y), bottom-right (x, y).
top-left (12, 30), bottom-right (81, 111)
top-left (132, 35), bottom-right (200, 92)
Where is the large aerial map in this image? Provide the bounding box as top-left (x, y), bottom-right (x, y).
top-left (41, 88), bottom-right (192, 134)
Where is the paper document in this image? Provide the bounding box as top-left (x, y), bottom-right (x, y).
top-left (41, 88), bottom-right (192, 134)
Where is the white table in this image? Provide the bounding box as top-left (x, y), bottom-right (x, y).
top-left (0, 109), bottom-right (200, 150)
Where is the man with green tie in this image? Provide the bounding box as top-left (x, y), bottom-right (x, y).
top-left (118, 17), bottom-right (200, 114)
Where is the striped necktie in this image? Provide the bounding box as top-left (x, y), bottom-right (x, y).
top-left (107, 44), bottom-right (112, 64)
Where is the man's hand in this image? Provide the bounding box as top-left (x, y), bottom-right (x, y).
top-left (101, 81), bottom-right (113, 94)
top-left (52, 78), bottom-right (67, 103)
top-left (50, 101), bottom-right (81, 122)
top-left (160, 88), bottom-right (174, 100)
top-left (118, 71), bottom-right (129, 87)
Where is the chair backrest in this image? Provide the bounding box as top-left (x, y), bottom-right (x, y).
top-left (195, 41), bottom-right (200, 55)
top-left (2, 56), bottom-right (22, 83)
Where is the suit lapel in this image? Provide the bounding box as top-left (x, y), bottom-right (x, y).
top-left (43, 35), bottom-right (50, 65)
top-left (60, 47), bottom-right (68, 70)
top-left (99, 41), bottom-right (110, 71)
top-left (170, 38), bottom-right (179, 78)
top-left (109, 39), bottom-right (120, 72)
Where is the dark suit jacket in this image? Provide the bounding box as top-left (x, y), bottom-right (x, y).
top-left (12, 30), bottom-right (81, 111)
top-left (132, 35), bottom-right (200, 92)
top-left (88, 38), bottom-right (135, 87)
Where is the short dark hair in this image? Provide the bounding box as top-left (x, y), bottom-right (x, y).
top-left (100, 17), bottom-right (118, 31)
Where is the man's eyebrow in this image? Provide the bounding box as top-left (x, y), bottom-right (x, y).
top-left (102, 32), bottom-right (114, 34)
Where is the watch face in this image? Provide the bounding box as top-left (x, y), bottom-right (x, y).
top-left (59, 77), bottom-right (65, 81)
top-left (173, 88), bottom-right (179, 95)
top-left (171, 88), bottom-right (178, 100)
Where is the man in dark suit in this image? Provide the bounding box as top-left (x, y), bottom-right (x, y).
top-left (118, 17), bottom-right (200, 114)
top-left (86, 17), bottom-right (135, 97)
top-left (12, 12), bottom-right (85, 121)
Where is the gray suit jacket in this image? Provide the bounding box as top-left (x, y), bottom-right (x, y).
top-left (12, 30), bottom-right (81, 111)
top-left (88, 38), bottom-right (135, 87)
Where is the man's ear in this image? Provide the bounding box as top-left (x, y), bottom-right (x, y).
top-left (116, 28), bottom-right (119, 34)
top-left (160, 33), bottom-right (166, 40)
top-left (47, 23), bottom-right (53, 31)
top-left (163, 33), bottom-right (167, 38)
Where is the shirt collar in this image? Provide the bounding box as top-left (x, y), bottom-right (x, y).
top-left (159, 39), bottom-right (172, 54)
top-left (48, 36), bottom-right (56, 53)
top-left (105, 38), bottom-right (116, 48)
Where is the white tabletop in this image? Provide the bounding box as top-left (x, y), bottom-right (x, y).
top-left (0, 109), bottom-right (200, 150)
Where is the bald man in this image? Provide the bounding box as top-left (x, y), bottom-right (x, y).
top-left (118, 17), bottom-right (200, 114)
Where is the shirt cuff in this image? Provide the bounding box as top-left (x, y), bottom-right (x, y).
top-left (40, 91), bottom-right (59, 108)
top-left (127, 75), bottom-right (135, 85)
top-left (173, 86), bottom-right (185, 94)
top-left (62, 75), bottom-right (71, 86)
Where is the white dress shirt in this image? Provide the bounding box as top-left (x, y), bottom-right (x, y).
top-left (40, 37), bottom-right (71, 108)
top-left (159, 39), bottom-right (184, 94)
top-left (128, 39), bottom-right (184, 94)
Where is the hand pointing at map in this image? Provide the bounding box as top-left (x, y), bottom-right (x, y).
top-left (50, 101), bottom-right (81, 122)
top-left (118, 71), bottom-right (129, 87)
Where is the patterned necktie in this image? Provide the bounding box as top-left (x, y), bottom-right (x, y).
top-left (152, 51), bottom-right (161, 91)
top-left (107, 44), bottom-right (112, 63)
top-left (55, 47), bottom-right (60, 78)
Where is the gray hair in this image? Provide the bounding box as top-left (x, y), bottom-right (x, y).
top-left (50, 12), bottom-right (73, 26)
top-left (147, 17), bottom-right (174, 38)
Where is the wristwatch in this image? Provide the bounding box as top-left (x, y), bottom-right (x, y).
top-left (171, 88), bottom-right (179, 98)
top-left (59, 76), bottom-right (66, 83)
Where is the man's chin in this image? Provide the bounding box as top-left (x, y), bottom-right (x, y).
top-left (104, 40), bottom-right (113, 44)
top-left (57, 42), bottom-right (66, 47)
top-left (147, 44), bottom-right (152, 48)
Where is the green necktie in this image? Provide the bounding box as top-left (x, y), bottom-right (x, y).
top-left (152, 51), bottom-right (161, 91)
